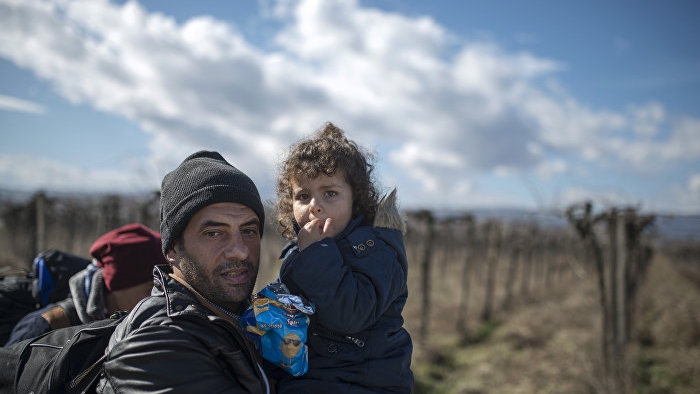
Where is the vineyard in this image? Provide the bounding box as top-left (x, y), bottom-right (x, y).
top-left (400, 207), bottom-right (699, 394)
top-left (1, 192), bottom-right (699, 393)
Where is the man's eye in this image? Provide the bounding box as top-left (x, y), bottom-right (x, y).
top-left (204, 230), bottom-right (220, 238)
top-left (325, 191), bottom-right (337, 198)
top-left (242, 228), bottom-right (259, 236)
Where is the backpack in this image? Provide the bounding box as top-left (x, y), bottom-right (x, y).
top-left (0, 312), bottom-right (127, 394)
top-left (0, 275), bottom-right (36, 346)
top-left (33, 250), bottom-right (93, 307)
top-left (0, 250), bottom-right (91, 345)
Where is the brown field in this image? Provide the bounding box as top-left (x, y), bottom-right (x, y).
top-left (1, 193), bottom-right (699, 394)
top-left (406, 253), bottom-right (700, 394)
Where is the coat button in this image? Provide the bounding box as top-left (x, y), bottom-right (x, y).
top-left (367, 239), bottom-right (374, 247)
top-left (328, 343), bottom-right (339, 353)
top-left (357, 243), bottom-right (365, 251)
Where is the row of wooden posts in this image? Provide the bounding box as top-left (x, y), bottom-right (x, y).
top-left (402, 202), bottom-right (654, 393)
top-left (404, 210), bottom-right (581, 340)
top-left (0, 192), bottom-right (161, 267)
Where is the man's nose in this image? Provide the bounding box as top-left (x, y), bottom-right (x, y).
top-left (224, 232), bottom-right (249, 260)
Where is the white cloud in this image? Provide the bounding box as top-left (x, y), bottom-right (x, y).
top-left (629, 101), bottom-right (665, 138)
top-left (663, 117), bottom-right (700, 161)
top-left (688, 174), bottom-right (700, 193)
top-left (0, 0), bottom-right (697, 213)
top-left (535, 159), bottom-right (568, 179)
top-left (612, 115), bottom-right (700, 168)
top-left (0, 94), bottom-right (45, 114)
top-left (0, 154), bottom-right (155, 193)
top-left (677, 174), bottom-right (700, 214)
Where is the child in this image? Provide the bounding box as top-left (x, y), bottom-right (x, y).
top-left (271, 122), bottom-right (414, 393)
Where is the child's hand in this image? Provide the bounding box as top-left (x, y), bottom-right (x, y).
top-left (297, 218), bottom-right (334, 251)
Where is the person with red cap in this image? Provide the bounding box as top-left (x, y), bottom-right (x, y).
top-left (4, 223), bottom-right (166, 347)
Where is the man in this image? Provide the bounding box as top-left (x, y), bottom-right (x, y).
top-left (4, 223), bottom-right (166, 346)
top-left (96, 151), bottom-right (269, 393)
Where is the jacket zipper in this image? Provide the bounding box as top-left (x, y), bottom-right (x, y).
top-left (312, 328), bottom-right (365, 348)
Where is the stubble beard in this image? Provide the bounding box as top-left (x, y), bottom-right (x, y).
top-left (177, 249), bottom-right (258, 314)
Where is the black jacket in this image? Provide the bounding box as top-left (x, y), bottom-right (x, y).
top-left (96, 265), bottom-right (269, 394)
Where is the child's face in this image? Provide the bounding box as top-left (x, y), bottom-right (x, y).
top-left (291, 172), bottom-right (353, 239)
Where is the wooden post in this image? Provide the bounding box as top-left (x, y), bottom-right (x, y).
top-left (35, 191), bottom-right (46, 255)
top-left (519, 225), bottom-right (536, 300)
top-left (502, 227), bottom-right (521, 311)
top-left (418, 210), bottom-right (435, 342)
top-left (480, 221), bottom-right (501, 323)
top-left (607, 210), bottom-right (619, 351)
top-left (566, 202), bottom-right (610, 378)
top-left (616, 213), bottom-right (627, 345)
top-left (456, 214), bottom-right (475, 336)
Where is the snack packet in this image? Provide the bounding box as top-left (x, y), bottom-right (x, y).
top-left (241, 281), bottom-right (315, 376)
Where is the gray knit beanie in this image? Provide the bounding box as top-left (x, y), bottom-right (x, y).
top-left (159, 150), bottom-right (265, 255)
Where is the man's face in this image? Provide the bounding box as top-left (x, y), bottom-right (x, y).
top-left (167, 202), bottom-right (261, 314)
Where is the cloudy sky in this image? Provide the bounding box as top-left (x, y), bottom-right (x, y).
top-left (1, 0), bottom-right (698, 216)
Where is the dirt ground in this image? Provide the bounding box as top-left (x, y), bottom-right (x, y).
top-left (410, 255), bottom-right (700, 394)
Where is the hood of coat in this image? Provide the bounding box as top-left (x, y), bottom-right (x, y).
top-left (68, 264), bottom-right (107, 323)
top-left (373, 188), bottom-right (405, 234)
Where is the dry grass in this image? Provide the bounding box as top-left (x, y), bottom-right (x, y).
top-left (407, 254), bottom-right (700, 394)
top-left (630, 256), bottom-right (700, 394)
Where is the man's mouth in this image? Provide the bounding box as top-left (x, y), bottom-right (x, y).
top-left (221, 268), bottom-right (249, 285)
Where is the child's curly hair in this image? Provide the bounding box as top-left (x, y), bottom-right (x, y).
top-left (276, 122), bottom-right (379, 240)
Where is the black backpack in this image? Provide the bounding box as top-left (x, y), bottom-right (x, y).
top-left (0, 250), bottom-right (91, 345)
top-left (0, 312), bottom-right (127, 394)
top-left (0, 275), bottom-right (36, 346)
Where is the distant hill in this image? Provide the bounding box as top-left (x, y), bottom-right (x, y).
top-left (653, 214), bottom-right (700, 241)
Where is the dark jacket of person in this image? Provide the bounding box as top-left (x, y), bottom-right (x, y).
top-left (274, 209), bottom-right (414, 393)
top-left (96, 265), bottom-right (269, 394)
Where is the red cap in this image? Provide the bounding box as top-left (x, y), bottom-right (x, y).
top-left (89, 223), bottom-right (167, 291)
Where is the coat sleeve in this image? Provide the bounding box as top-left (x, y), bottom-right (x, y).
top-left (280, 227), bottom-right (407, 334)
top-left (4, 306), bottom-right (53, 346)
top-left (100, 321), bottom-right (264, 394)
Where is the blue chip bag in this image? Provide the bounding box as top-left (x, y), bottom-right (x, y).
top-left (241, 281), bottom-right (315, 376)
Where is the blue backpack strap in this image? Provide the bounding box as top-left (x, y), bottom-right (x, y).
top-left (33, 254), bottom-right (55, 307)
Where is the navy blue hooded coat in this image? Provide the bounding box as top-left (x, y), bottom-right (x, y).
top-left (274, 195), bottom-right (414, 394)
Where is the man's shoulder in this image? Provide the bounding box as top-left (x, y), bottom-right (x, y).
top-left (128, 295), bottom-right (168, 320)
top-left (120, 286), bottom-right (216, 333)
